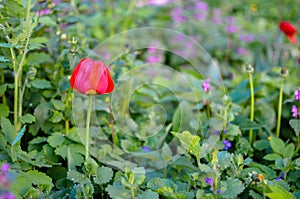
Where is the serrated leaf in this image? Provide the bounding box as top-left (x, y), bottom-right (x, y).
top-left (136, 190), bottom-right (159, 199)
top-left (47, 133), bottom-right (65, 147)
top-left (147, 177), bottom-right (177, 193)
top-left (94, 166), bottom-right (113, 185)
top-left (218, 151), bottom-right (232, 170)
top-left (0, 104), bottom-right (9, 117)
top-left (289, 119), bottom-right (300, 137)
top-left (269, 137), bottom-right (285, 155)
top-left (67, 170), bottom-right (91, 184)
top-left (106, 184), bottom-right (131, 199)
top-left (172, 101), bottom-right (194, 132)
top-left (263, 153), bottom-right (282, 161)
top-left (22, 170), bottom-right (53, 189)
top-left (210, 117), bottom-right (224, 131)
top-left (226, 123), bottom-right (241, 136)
top-left (172, 131), bottom-right (201, 156)
top-left (220, 178), bottom-right (244, 199)
top-left (233, 116), bottom-right (262, 130)
top-left (29, 137), bottom-right (47, 144)
top-left (31, 79), bottom-right (52, 89)
top-left (265, 183), bottom-right (296, 199)
top-left (12, 125), bottom-right (26, 145)
top-left (132, 167), bottom-right (146, 186)
top-left (20, 113), bottom-right (36, 124)
top-left (0, 117), bottom-right (15, 144)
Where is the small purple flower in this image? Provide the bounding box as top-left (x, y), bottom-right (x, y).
top-left (222, 140), bottom-right (232, 150)
top-left (202, 78), bottom-right (211, 93)
top-left (171, 7), bottom-right (187, 23)
top-left (1, 163), bottom-right (9, 173)
top-left (38, 9), bottom-right (51, 16)
top-left (225, 17), bottom-right (240, 34)
top-left (205, 177), bottom-right (213, 186)
top-left (275, 176), bottom-right (281, 180)
top-left (212, 8), bottom-right (222, 25)
top-left (292, 105), bottom-right (299, 118)
top-left (247, 35), bottom-right (255, 42)
top-left (216, 190), bottom-right (221, 194)
top-left (0, 192), bottom-right (16, 199)
top-left (147, 0), bottom-right (173, 6)
top-left (143, 146), bottom-right (151, 152)
top-left (294, 88), bottom-right (300, 101)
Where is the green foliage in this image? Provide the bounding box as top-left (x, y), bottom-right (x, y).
top-left (0, 0), bottom-right (299, 198)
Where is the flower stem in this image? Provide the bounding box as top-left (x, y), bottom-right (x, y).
top-left (276, 78), bottom-right (284, 137)
top-left (85, 95), bottom-right (93, 161)
top-left (249, 73), bottom-right (255, 144)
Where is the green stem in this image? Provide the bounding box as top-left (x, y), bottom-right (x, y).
top-left (295, 136), bottom-right (300, 155)
top-left (249, 73), bottom-right (255, 144)
top-left (65, 88), bottom-right (72, 135)
top-left (122, 0), bottom-right (135, 31)
top-left (85, 95), bottom-right (93, 161)
top-left (14, 74), bottom-right (19, 133)
top-left (276, 79), bottom-right (284, 137)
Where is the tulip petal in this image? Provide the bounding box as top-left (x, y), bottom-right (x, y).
top-left (287, 34), bottom-right (297, 44)
top-left (104, 68), bottom-right (114, 93)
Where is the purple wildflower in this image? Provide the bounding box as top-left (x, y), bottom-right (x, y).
top-left (275, 176), bottom-right (281, 180)
top-left (1, 163), bottom-right (9, 173)
top-left (247, 35), bottom-right (255, 42)
top-left (147, 0), bottom-right (172, 6)
top-left (212, 8), bottom-right (222, 25)
top-left (225, 17), bottom-right (239, 34)
top-left (171, 7), bottom-right (186, 23)
top-left (222, 140), bottom-right (232, 150)
top-left (193, 1), bottom-right (208, 21)
top-left (202, 78), bottom-right (211, 93)
top-left (143, 146), bottom-right (151, 152)
top-left (294, 88), bottom-right (300, 101)
top-left (216, 190), bottom-right (221, 194)
top-left (0, 192), bottom-right (16, 199)
top-left (205, 177), bottom-right (213, 186)
top-left (292, 105), bottom-right (299, 118)
top-left (38, 9), bottom-right (50, 16)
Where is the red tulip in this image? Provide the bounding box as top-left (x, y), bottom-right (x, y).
top-left (70, 58), bottom-right (114, 95)
top-left (279, 21), bottom-right (297, 44)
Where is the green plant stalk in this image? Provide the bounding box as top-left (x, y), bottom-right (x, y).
top-left (85, 95), bottom-right (93, 161)
top-left (0, 69), bottom-right (7, 105)
top-left (249, 73), bottom-right (255, 144)
top-left (65, 88), bottom-right (72, 135)
top-left (276, 79), bottom-right (284, 137)
top-left (122, 0), bottom-right (135, 31)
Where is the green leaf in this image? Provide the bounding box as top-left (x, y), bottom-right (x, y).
top-left (48, 111), bottom-right (63, 123)
top-left (22, 170), bottom-right (54, 190)
top-left (283, 143), bottom-right (294, 159)
top-left (263, 153), bottom-right (282, 161)
top-left (218, 151), bottom-right (232, 170)
top-left (132, 167), bottom-right (146, 186)
top-left (269, 137), bottom-right (285, 155)
top-left (265, 183), bottom-right (296, 199)
top-left (210, 117), bottom-right (224, 131)
top-left (47, 133), bottom-right (65, 147)
top-left (94, 166), bottom-right (113, 185)
top-left (172, 101), bottom-right (194, 132)
top-left (147, 178), bottom-right (177, 195)
top-left (0, 117), bottom-right (15, 144)
top-left (0, 104), bottom-right (9, 117)
top-left (220, 178), bottom-right (244, 199)
top-left (136, 190), bottom-right (159, 199)
top-left (234, 117), bottom-right (262, 130)
top-left (253, 140), bottom-right (269, 151)
top-left (106, 184), bottom-right (131, 199)
top-left (0, 84), bottom-right (7, 95)
top-left (51, 99), bottom-right (65, 110)
top-left (26, 52), bottom-right (51, 65)
top-left (3, 0), bottom-right (24, 17)
top-left (289, 119), bottom-right (300, 137)
top-left (226, 123), bottom-right (241, 136)
top-left (39, 16), bottom-right (57, 26)
top-left (20, 113), bottom-right (36, 124)
top-left (172, 131), bottom-right (201, 156)
top-left (0, 56), bottom-right (10, 63)
top-left (12, 125), bottom-right (26, 145)
top-left (67, 170), bottom-right (91, 184)
top-left (31, 79), bottom-right (52, 89)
